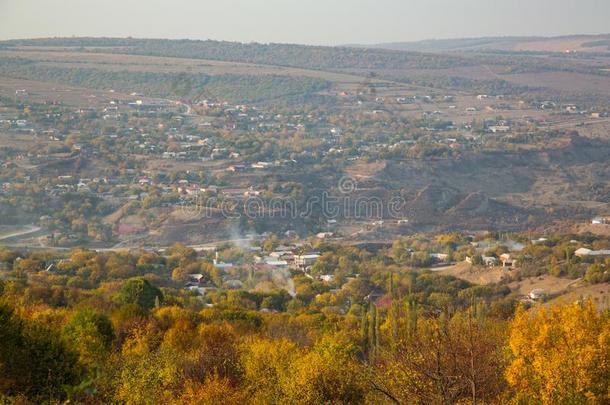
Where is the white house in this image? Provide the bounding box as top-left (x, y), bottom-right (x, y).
top-left (575, 248), bottom-right (610, 257)
top-left (188, 274), bottom-right (205, 283)
top-left (251, 161), bottom-right (274, 169)
top-left (529, 289), bottom-right (545, 300)
top-left (263, 257), bottom-right (289, 269)
top-left (482, 256), bottom-right (499, 267)
top-left (213, 258), bottom-right (234, 270)
top-left (430, 253), bottom-right (449, 262)
top-left (488, 125), bottom-right (511, 133)
top-left (295, 254), bottom-right (320, 268)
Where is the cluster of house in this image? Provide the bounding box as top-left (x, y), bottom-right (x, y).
top-left (0, 115), bottom-right (35, 134)
top-left (227, 160), bottom-right (292, 172)
top-left (38, 172), bottom-right (267, 204)
top-left (251, 247), bottom-right (320, 272)
top-left (196, 100), bottom-right (316, 130)
top-left (359, 93), bottom-right (458, 106)
top-left (462, 239), bottom-right (526, 268)
top-left (460, 237), bottom-right (610, 269)
top-left (465, 253), bottom-right (517, 268)
top-left (183, 246), bottom-right (321, 297)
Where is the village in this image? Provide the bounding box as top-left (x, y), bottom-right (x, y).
top-left (144, 227), bottom-right (610, 311)
top-left (0, 26), bottom-right (609, 402)
top-left (1, 80), bottom-right (609, 249)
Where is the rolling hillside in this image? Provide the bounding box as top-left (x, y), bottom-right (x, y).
top-left (368, 34), bottom-right (610, 53)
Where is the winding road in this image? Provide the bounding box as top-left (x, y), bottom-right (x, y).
top-left (0, 225), bottom-right (41, 241)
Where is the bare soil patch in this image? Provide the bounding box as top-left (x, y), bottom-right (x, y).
top-left (435, 262), bottom-right (509, 285)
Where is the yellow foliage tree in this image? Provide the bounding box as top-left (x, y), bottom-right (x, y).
top-left (112, 328), bottom-right (180, 405)
top-left (372, 312), bottom-right (507, 404)
top-left (506, 301), bottom-right (610, 404)
top-left (173, 376), bottom-right (247, 405)
top-left (282, 333), bottom-right (366, 405)
top-left (240, 337), bottom-right (299, 403)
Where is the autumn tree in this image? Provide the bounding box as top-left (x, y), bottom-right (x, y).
top-left (175, 376), bottom-right (247, 405)
top-left (506, 301), bottom-right (610, 404)
top-left (282, 333), bottom-right (367, 404)
top-left (240, 337), bottom-right (299, 403)
top-left (371, 308), bottom-right (507, 405)
top-left (111, 329), bottom-right (181, 404)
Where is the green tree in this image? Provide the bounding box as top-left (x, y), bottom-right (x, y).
top-left (119, 277), bottom-right (164, 310)
top-left (63, 309), bottom-right (115, 370)
top-left (0, 303), bottom-right (81, 402)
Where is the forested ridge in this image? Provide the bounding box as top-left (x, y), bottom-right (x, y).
top-left (3, 37), bottom-right (606, 77)
top-left (1, 37), bottom-right (473, 70)
top-left (0, 58), bottom-right (330, 103)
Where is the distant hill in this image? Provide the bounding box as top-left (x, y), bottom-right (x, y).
top-left (1, 36), bottom-right (608, 105)
top-left (0, 37), bottom-right (471, 70)
top-left (364, 34), bottom-right (610, 53)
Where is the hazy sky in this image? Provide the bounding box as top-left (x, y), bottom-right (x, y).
top-left (0, 0), bottom-right (608, 45)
